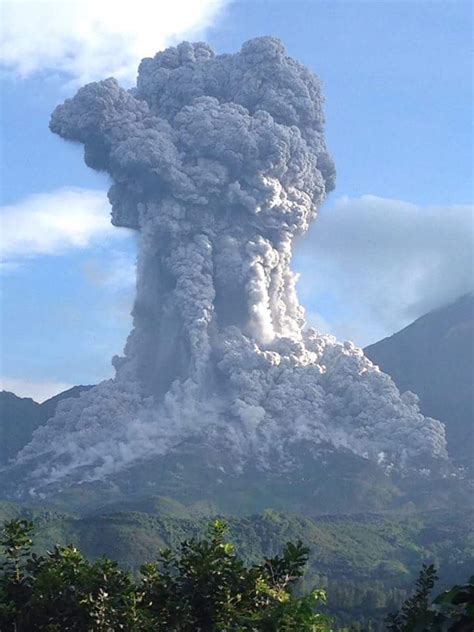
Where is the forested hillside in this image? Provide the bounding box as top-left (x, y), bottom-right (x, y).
top-left (0, 501), bottom-right (471, 630)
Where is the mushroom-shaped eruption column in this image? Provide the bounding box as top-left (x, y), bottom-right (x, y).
top-left (16, 37), bottom-right (446, 489)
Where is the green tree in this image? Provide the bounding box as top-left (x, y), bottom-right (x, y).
top-left (0, 518), bottom-right (331, 631)
top-left (386, 564), bottom-right (474, 632)
top-left (0, 518), bottom-right (35, 625)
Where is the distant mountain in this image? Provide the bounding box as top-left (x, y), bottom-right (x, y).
top-left (0, 385), bottom-right (93, 466)
top-left (37, 385), bottom-right (94, 425)
top-left (0, 393), bottom-right (41, 466)
top-left (365, 295), bottom-right (474, 468)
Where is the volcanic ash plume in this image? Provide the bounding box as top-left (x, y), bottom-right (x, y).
top-left (16, 37), bottom-right (446, 487)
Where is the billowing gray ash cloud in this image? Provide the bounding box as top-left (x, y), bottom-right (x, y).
top-left (16, 37), bottom-right (446, 488)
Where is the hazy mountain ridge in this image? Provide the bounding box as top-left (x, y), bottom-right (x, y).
top-left (1, 499), bottom-right (470, 580)
top-left (365, 294), bottom-right (474, 468)
top-left (0, 385), bottom-right (92, 466)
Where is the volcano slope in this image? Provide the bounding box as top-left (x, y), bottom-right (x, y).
top-left (365, 295), bottom-right (474, 471)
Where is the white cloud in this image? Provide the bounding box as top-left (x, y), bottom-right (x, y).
top-left (0, 187), bottom-right (129, 267)
top-left (0, 377), bottom-right (73, 402)
top-left (296, 195), bottom-right (474, 346)
top-left (0, 0), bottom-right (226, 86)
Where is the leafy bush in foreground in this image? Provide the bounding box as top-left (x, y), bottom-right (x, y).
top-left (0, 518), bottom-right (331, 631)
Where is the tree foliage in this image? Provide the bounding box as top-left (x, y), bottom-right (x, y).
top-left (0, 518), bottom-right (331, 631)
top-left (386, 564), bottom-right (474, 632)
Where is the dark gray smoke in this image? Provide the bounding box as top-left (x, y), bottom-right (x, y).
top-left (16, 38), bottom-right (446, 488)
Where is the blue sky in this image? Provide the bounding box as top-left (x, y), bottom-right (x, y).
top-left (0, 0), bottom-right (472, 400)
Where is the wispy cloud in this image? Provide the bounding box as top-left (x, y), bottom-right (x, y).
top-left (0, 187), bottom-right (129, 268)
top-left (82, 249), bottom-right (137, 323)
top-left (0, 377), bottom-right (73, 403)
top-left (0, 0), bottom-right (227, 86)
top-left (82, 250), bottom-right (136, 291)
top-left (296, 195), bottom-right (474, 346)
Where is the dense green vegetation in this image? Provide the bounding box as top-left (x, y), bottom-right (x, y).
top-left (386, 564), bottom-right (474, 631)
top-left (0, 500), bottom-right (471, 630)
top-left (0, 518), bottom-right (331, 631)
top-left (1, 518), bottom-right (472, 631)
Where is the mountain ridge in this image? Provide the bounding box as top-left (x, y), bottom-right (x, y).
top-left (0, 385), bottom-right (93, 466)
top-left (365, 293), bottom-right (474, 468)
